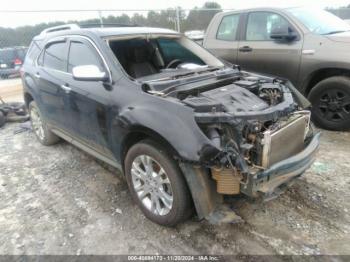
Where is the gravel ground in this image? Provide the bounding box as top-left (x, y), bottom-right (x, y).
top-left (0, 122), bottom-right (349, 256)
top-left (0, 78), bottom-right (23, 103)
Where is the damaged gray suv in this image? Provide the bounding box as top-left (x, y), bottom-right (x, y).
top-left (22, 24), bottom-right (320, 226)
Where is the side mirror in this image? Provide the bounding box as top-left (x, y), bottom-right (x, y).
top-left (270, 25), bottom-right (297, 42)
top-left (72, 65), bottom-right (108, 82)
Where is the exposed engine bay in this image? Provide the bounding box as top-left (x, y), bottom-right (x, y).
top-left (141, 67), bottom-right (314, 197)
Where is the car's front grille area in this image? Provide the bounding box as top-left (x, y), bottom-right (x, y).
top-left (261, 114), bottom-right (310, 168)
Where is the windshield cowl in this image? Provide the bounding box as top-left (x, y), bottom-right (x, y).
top-left (137, 65), bottom-right (226, 83)
top-left (140, 67), bottom-right (239, 95)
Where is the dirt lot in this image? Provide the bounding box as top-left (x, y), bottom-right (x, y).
top-left (0, 79), bottom-right (23, 102)
top-left (0, 120), bottom-right (349, 256)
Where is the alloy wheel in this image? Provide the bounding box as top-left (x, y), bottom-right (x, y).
top-left (317, 88), bottom-right (350, 122)
top-left (131, 155), bottom-right (173, 216)
top-left (30, 107), bottom-right (45, 140)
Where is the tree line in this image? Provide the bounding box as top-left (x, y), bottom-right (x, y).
top-left (1, 2), bottom-right (349, 49)
top-left (0, 2), bottom-right (221, 48)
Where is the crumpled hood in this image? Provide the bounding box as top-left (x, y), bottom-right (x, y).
top-left (326, 31), bottom-right (350, 43)
top-left (182, 84), bottom-right (269, 113)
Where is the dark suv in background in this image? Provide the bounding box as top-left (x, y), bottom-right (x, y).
top-left (204, 7), bottom-right (350, 130)
top-left (21, 24), bottom-right (319, 226)
top-left (0, 46), bottom-right (27, 79)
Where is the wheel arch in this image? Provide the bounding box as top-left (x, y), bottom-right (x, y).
top-left (120, 125), bottom-right (181, 174)
top-left (304, 68), bottom-right (350, 96)
top-left (24, 92), bottom-right (34, 108)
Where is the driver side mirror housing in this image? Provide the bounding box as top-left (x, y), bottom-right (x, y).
top-left (72, 65), bottom-right (109, 82)
top-left (270, 25), bottom-right (298, 42)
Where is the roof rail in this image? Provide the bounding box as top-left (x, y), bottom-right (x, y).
top-left (40, 24), bottom-right (80, 35)
top-left (79, 23), bottom-right (141, 28)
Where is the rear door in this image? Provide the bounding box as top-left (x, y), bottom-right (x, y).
top-left (35, 39), bottom-right (70, 130)
top-left (204, 12), bottom-right (242, 64)
top-left (237, 11), bottom-right (303, 84)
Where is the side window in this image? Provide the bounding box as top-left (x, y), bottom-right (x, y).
top-left (25, 41), bottom-right (41, 65)
top-left (67, 41), bottom-right (104, 73)
top-left (246, 12), bottom-right (290, 41)
top-left (43, 42), bottom-right (67, 71)
top-left (216, 14), bottom-right (240, 41)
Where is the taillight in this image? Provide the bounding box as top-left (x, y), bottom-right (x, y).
top-left (14, 58), bottom-right (22, 65)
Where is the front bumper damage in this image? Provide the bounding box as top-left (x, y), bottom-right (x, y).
top-left (179, 132), bottom-right (320, 224)
top-left (241, 132), bottom-right (320, 199)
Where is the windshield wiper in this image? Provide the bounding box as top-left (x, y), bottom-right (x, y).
top-left (145, 67), bottom-right (222, 82)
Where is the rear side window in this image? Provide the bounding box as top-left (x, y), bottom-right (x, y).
top-left (216, 14), bottom-right (240, 41)
top-left (246, 12), bottom-right (290, 41)
top-left (43, 42), bottom-right (67, 71)
top-left (25, 41), bottom-right (42, 65)
top-left (67, 41), bottom-right (104, 73)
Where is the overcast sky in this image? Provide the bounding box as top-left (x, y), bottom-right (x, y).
top-left (1, 0), bottom-right (350, 28)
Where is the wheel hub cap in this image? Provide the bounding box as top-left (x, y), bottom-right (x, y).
top-left (131, 155), bottom-right (173, 216)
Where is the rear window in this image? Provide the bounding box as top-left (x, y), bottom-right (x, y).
top-left (16, 49), bottom-right (27, 60)
top-left (43, 42), bottom-right (67, 71)
top-left (0, 49), bottom-right (16, 62)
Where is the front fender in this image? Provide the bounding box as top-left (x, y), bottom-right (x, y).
top-left (117, 103), bottom-right (219, 162)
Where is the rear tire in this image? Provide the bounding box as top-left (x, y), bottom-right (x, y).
top-left (308, 76), bottom-right (350, 130)
top-left (29, 101), bottom-right (60, 145)
top-left (124, 139), bottom-right (193, 226)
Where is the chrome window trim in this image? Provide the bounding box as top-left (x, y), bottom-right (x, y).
top-left (35, 34), bottom-right (112, 83)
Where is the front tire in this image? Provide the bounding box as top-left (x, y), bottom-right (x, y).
top-left (29, 101), bottom-right (60, 145)
top-left (124, 140), bottom-right (193, 226)
top-left (308, 76), bottom-right (350, 130)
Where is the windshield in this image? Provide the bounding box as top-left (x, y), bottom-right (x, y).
top-left (287, 7), bottom-right (350, 35)
top-left (108, 35), bottom-right (224, 79)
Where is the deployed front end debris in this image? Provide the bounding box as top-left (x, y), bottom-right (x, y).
top-left (0, 97), bottom-right (29, 128)
top-left (143, 68), bottom-right (319, 223)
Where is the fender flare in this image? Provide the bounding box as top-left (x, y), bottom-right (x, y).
top-left (116, 104), bottom-right (219, 162)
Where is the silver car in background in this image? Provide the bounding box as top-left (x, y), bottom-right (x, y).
top-left (204, 7), bottom-right (350, 130)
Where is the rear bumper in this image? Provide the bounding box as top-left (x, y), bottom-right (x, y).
top-left (0, 68), bottom-right (20, 77)
top-left (240, 132), bottom-right (320, 197)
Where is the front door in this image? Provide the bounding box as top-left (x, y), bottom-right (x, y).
top-left (62, 37), bottom-right (111, 154)
top-left (237, 11), bottom-right (303, 85)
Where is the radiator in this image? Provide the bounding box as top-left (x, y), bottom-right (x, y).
top-left (261, 114), bottom-right (310, 168)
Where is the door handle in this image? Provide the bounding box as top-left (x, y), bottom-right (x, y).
top-left (239, 46), bottom-right (253, 52)
top-left (60, 84), bottom-right (71, 93)
top-left (34, 72), bottom-right (40, 79)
